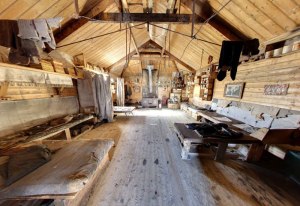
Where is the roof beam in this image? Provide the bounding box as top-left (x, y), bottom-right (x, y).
top-left (95, 13), bottom-right (205, 24)
top-left (149, 40), bottom-right (196, 73)
top-left (161, 0), bottom-right (177, 56)
top-left (181, 0), bottom-right (249, 40)
top-left (54, 0), bottom-right (116, 44)
top-left (131, 55), bottom-right (174, 61)
top-left (105, 40), bottom-right (151, 72)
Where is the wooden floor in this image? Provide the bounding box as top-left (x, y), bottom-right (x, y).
top-left (81, 109), bottom-right (300, 206)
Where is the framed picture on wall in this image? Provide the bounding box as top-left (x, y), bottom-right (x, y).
top-left (224, 82), bottom-right (245, 99)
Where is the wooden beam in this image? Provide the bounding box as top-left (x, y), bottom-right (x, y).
top-left (106, 50), bottom-right (136, 72)
top-left (166, 50), bottom-right (196, 74)
top-left (131, 55), bottom-right (173, 61)
top-left (161, 0), bottom-right (176, 56)
top-left (55, 0), bottom-right (116, 44)
top-left (120, 0), bottom-right (140, 69)
top-left (173, 60), bottom-right (179, 72)
top-left (129, 27), bottom-right (140, 57)
top-left (181, 0), bottom-right (249, 40)
top-left (95, 13), bottom-right (205, 24)
top-left (149, 40), bottom-right (196, 73)
top-left (105, 40), bottom-right (151, 72)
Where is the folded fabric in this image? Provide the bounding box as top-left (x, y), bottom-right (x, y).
top-left (17, 19), bottom-right (39, 41)
top-left (34, 19), bottom-right (51, 42)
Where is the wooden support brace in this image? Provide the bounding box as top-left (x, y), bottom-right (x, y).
top-left (0, 82), bottom-right (9, 98)
top-left (65, 128), bottom-right (72, 141)
top-left (214, 142), bottom-right (228, 161)
top-left (246, 143), bottom-right (265, 162)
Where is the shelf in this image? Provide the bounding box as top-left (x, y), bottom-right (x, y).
top-left (0, 62), bottom-right (80, 79)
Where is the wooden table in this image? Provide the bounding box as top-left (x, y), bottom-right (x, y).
top-left (174, 123), bottom-right (261, 161)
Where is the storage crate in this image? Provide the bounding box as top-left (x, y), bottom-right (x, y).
top-left (40, 60), bottom-right (54, 72)
top-left (52, 61), bottom-right (65, 74)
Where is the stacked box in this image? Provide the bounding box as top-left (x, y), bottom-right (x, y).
top-left (40, 60), bottom-right (54, 72)
top-left (52, 61), bottom-right (65, 74)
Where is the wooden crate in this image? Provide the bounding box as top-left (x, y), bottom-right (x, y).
top-left (168, 103), bottom-right (179, 109)
top-left (52, 61), bottom-right (65, 74)
top-left (40, 60), bottom-right (54, 72)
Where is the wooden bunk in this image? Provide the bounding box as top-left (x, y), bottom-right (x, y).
top-left (0, 139), bottom-right (114, 206)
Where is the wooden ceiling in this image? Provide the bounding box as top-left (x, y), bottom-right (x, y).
top-left (0, 0), bottom-right (299, 76)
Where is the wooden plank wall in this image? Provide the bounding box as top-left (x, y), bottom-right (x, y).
top-left (213, 51), bottom-right (300, 111)
top-left (0, 96), bottom-right (79, 139)
top-left (2, 83), bottom-right (77, 100)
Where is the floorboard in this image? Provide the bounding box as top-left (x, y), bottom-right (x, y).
top-left (80, 109), bottom-right (300, 206)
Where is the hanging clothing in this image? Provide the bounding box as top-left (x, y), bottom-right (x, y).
top-left (77, 72), bottom-right (113, 122)
top-left (93, 74), bottom-right (113, 122)
top-left (17, 18), bottom-right (62, 50)
top-left (217, 40), bottom-right (243, 81)
top-left (77, 72), bottom-right (96, 109)
top-left (217, 39), bottom-right (260, 81)
top-left (242, 38), bottom-right (260, 56)
top-left (117, 78), bottom-right (125, 106)
top-left (0, 20), bottom-right (21, 49)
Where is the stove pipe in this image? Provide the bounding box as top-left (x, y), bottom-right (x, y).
top-left (146, 65), bottom-right (154, 93)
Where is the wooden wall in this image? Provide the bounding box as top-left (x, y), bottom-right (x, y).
top-left (0, 63), bottom-right (79, 138)
top-left (2, 83), bottom-right (77, 100)
top-left (213, 51), bottom-right (300, 111)
top-left (0, 96), bottom-right (79, 139)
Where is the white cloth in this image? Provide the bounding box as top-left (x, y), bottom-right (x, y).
top-left (17, 20), bottom-right (39, 40)
top-left (117, 78), bottom-right (125, 106)
top-left (34, 19), bottom-right (51, 42)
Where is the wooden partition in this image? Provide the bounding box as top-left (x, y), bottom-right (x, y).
top-left (0, 96), bottom-right (79, 139)
top-left (213, 51), bottom-right (300, 111)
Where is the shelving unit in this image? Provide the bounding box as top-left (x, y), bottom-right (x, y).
top-left (199, 64), bottom-right (217, 101)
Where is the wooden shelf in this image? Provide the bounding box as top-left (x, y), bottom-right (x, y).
top-left (240, 47), bottom-right (300, 67)
top-left (0, 62), bottom-right (81, 79)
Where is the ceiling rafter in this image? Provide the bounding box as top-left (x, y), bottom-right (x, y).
top-left (147, 40), bottom-right (196, 73)
top-left (105, 40), bottom-right (152, 72)
top-left (119, 0), bottom-right (141, 77)
top-left (54, 0), bottom-right (117, 44)
top-left (181, 0), bottom-right (249, 40)
top-left (95, 12), bottom-right (204, 23)
top-left (106, 39), bottom-right (196, 74)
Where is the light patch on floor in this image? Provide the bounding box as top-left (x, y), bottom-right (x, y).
top-left (80, 109), bottom-right (300, 206)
